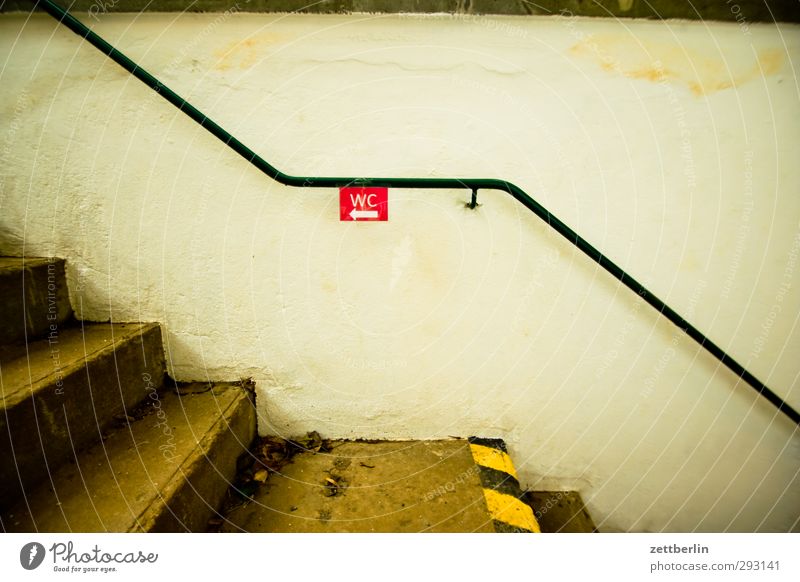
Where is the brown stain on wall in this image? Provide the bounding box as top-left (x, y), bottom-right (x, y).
top-left (569, 35), bottom-right (784, 96)
top-left (214, 34), bottom-right (286, 70)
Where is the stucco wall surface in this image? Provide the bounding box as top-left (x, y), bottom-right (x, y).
top-left (1, 12), bottom-right (798, 532)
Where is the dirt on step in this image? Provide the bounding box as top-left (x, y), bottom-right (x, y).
top-left (211, 437), bottom-right (494, 533)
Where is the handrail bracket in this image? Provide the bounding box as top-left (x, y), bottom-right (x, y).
top-left (467, 188), bottom-right (479, 210)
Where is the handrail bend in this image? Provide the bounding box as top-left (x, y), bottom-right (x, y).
top-left (35, 0), bottom-right (799, 425)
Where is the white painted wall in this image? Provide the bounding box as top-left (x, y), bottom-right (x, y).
top-left (1, 12), bottom-right (798, 532)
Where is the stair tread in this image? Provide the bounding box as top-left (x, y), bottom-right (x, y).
top-left (220, 440), bottom-right (498, 533)
top-left (0, 322), bottom-right (158, 405)
top-left (1, 383), bottom-right (248, 532)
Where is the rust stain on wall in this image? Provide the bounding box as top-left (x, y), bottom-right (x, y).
top-left (214, 34), bottom-right (286, 70)
top-left (569, 35), bottom-right (784, 96)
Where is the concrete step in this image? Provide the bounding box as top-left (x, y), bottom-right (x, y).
top-left (0, 257), bottom-right (72, 345)
top-left (0, 322), bottom-right (165, 505)
top-left (218, 436), bottom-right (540, 533)
top-left (1, 383), bottom-right (256, 532)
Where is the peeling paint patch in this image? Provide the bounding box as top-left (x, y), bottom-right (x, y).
top-left (569, 34), bottom-right (784, 96)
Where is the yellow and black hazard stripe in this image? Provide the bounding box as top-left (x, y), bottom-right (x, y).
top-left (468, 437), bottom-right (541, 533)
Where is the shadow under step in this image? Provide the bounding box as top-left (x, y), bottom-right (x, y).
top-left (1, 382), bottom-right (256, 532)
top-left (525, 491), bottom-right (598, 533)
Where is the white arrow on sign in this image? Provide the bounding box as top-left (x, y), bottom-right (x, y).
top-left (350, 209), bottom-right (379, 220)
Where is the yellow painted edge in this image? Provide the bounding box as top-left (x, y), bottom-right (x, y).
top-left (469, 443), bottom-right (519, 479)
top-left (482, 488), bottom-right (541, 533)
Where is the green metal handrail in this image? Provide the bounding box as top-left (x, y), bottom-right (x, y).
top-left (36, 0), bottom-right (798, 425)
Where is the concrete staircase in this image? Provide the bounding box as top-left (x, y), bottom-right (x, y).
top-left (0, 257), bottom-right (256, 532)
top-left (0, 256), bottom-right (594, 533)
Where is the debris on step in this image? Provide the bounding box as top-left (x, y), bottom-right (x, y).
top-left (237, 377), bottom-right (256, 395)
top-left (174, 383), bottom-right (212, 396)
top-left (209, 430), bottom-right (332, 530)
top-left (323, 475), bottom-right (347, 497)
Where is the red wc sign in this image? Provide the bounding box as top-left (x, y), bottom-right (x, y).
top-left (339, 187), bottom-right (388, 222)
